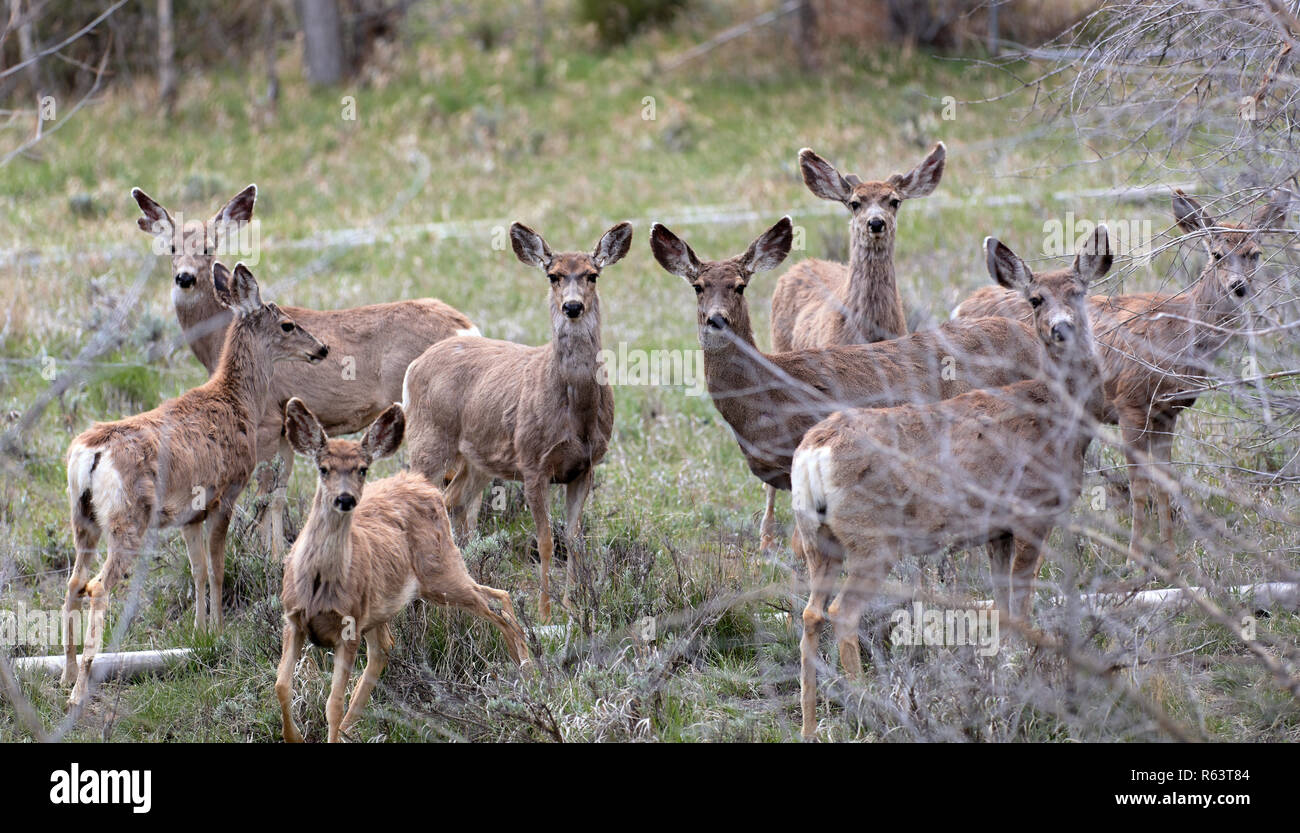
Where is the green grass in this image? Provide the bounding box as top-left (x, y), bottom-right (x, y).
top-left (0, 1), bottom-right (1296, 742)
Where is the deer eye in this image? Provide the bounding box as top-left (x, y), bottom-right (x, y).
top-left (170, 245), bottom-right (176, 255)
top-left (1249, 251), bottom-right (1261, 260)
top-left (848, 200), bottom-right (862, 211)
top-left (889, 198), bottom-right (901, 209)
top-left (1029, 296), bottom-right (1043, 308)
top-left (1212, 251), bottom-right (1224, 261)
top-left (548, 273), bottom-right (560, 284)
top-left (586, 272), bottom-right (598, 283)
top-left (358, 467), bottom-right (368, 477)
top-left (693, 284), bottom-right (704, 295)
top-left (319, 466), bottom-right (329, 476)
top-left (735, 284), bottom-right (745, 295)
top-left (280, 321), bottom-right (294, 333)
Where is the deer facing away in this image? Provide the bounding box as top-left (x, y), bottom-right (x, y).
top-left (650, 216), bottom-right (1051, 553)
top-left (792, 226), bottom-right (1112, 740)
top-left (276, 399), bottom-right (529, 743)
top-left (952, 189), bottom-right (1288, 559)
top-left (402, 221), bottom-right (633, 622)
top-left (131, 185), bottom-right (478, 556)
top-left (63, 263), bottom-right (328, 706)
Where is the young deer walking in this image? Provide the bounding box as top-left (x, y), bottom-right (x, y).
top-left (402, 221), bottom-right (633, 622)
top-left (792, 227), bottom-right (1112, 740)
top-left (131, 185), bottom-right (478, 556)
top-left (651, 217), bottom-right (1049, 552)
top-left (63, 264), bottom-right (328, 705)
top-left (276, 399), bottom-right (529, 743)
top-left (952, 190), bottom-right (1288, 559)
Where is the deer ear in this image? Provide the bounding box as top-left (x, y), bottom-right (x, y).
top-left (650, 223), bottom-right (701, 280)
top-left (593, 222), bottom-right (633, 268)
top-left (132, 187), bottom-right (174, 238)
top-left (984, 237), bottom-right (1031, 292)
top-left (798, 148), bottom-right (852, 203)
top-left (285, 398), bottom-right (327, 458)
top-left (212, 262), bottom-right (233, 303)
top-left (1073, 224), bottom-right (1112, 286)
top-left (510, 222), bottom-right (553, 269)
top-left (222, 262), bottom-right (264, 314)
top-left (890, 141), bottom-right (946, 199)
top-left (1172, 189), bottom-right (1215, 236)
top-left (211, 184), bottom-right (257, 241)
top-left (740, 217), bottom-right (793, 276)
top-left (1252, 189), bottom-right (1291, 231)
top-left (362, 403), bottom-right (405, 462)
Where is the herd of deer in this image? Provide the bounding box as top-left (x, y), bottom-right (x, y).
top-left (56, 142), bottom-right (1286, 741)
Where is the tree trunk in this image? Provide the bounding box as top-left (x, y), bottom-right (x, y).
top-left (158, 0), bottom-right (178, 115)
top-left (299, 0), bottom-right (345, 86)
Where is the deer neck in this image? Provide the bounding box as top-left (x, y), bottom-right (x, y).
top-left (1186, 271), bottom-right (1239, 359)
top-left (175, 286), bottom-right (234, 375)
top-left (701, 321), bottom-right (769, 420)
top-left (843, 231), bottom-right (904, 340)
top-left (295, 492), bottom-right (355, 587)
top-left (548, 301), bottom-right (605, 414)
top-left (208, 317), bottom-right (275, 422)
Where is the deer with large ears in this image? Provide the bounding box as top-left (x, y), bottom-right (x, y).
top-left (63, 263), bottom-right (329, 706)
top-left (276, 399), bottom-right (529, 743)
top-left (953, 188), bottom-right (1290, 560)
top-left (131, 184), bottom-right (479, 557)
top-left (792, 226), bottom-right (1111, 740)
top-left (402, 221), bottom-right (633, 622)
top-left (651, 217), bottom-right (1052, 554)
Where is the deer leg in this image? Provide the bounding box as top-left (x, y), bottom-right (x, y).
top-left (205, 488), bottom-right (240, 633)
top-left (797, 526), bottom-right (840, 742)
top-left (562, 470), bottom-right (592, 616)
top-left (270, 435), bottom-right (294, 559)
top-left (443, 460), bottom-right (485, 541)
top-left (829, 557), bottom-right (878, 681)
top-left (340, 624), bottom-right (393, 736)
top-left (253, 412), bottom-right (285, 557)
top-left (275, 622), bottom-right (305, 743)
top-left (1149, 413), bottom-right (1179, 557)
top-left (986, 533), bottom-right (1014, 617)
top-left (460, 468), bottom-right (492, 539)
top-left (71, 526), bottom-right (139, 706)
top-left (180, 522), bottom-right (209, 631)
top-left (760, 484), bottom-right (778, 553)
top-left (524, 475), bottom-right (554, 623)
top-left (61, 516), bottom-right (99, 688)
top-left (326, 638), bottom-right (358, 743)
top-left (1009, 536), bottom-right (1046, 624)
top-left (1121, 419), bottom-right (1153, 562)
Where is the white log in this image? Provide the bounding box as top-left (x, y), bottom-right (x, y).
top-left (10, 649), bottom-right (191, 683)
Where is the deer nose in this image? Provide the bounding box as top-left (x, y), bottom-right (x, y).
top-left (1051, 321), bottom-right (1074, 343)
top-left (867, 217), bottom-right (886, 234)
top-left (562, 301), bottom-right (584, 318)
top-left (175, 272), bottom-right (196, 289)
top-left (334, 493), bottom-right (357, 512)
top-left (706, 313), bottom-right (728, 330)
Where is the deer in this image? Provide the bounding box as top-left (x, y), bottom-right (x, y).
top-left (951, 189), bottom-right (1288, 560)
top-left (131, 185), bottom-right (478, 556)
top-left (402, 221), bottom-right (633, 623)
top-left (275, 399), bottom-right (530, 743)
top-left (791, 226), bottom-right (1112, 740)
top-left (650, 217), bottom-right (1052, 558)
top-left (759, 143), bottom-right (945, 549)
top-left (63, 263), bottom-right (329, 706)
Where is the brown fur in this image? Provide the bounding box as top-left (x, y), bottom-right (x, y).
top-left (276, 400), bottom-right (529, 743)
top-left (792, 228), bottom-right (1113, 740)
top-left (769, 143), bottom-right (946, 352)
top-left (952, 189), bottom-right (1288, 558)
top-left (131, 185), bottom-right (476, 555)
top-left (403, 221), bottom-right (632, 622)
top-left (62, 263), bottom-right (328, 706)
top-left (650, 217), bottom-right (1049, 550)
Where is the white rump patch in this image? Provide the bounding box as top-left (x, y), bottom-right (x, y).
top-left (456, 325), bottom-right (481, 338)
top-left (68, 443), bottom-right (128, 521)
top-left (949, 302), bottom-right (963, 321)
top-left (792, 444), bottom-right (835, 519)
top-left (401, 363), bottom-right (413, 413)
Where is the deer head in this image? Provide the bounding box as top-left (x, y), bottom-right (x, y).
top-left (132, 184), bottom-right (257, 305)
top-left (211, 262), bottom-right (329, 365)
top-left (798, 142), bottom-right (945, 250)
top-left (285, 398), bottom-right (404, 515)
top-left (652, 217), bottom-right (793, 351)
top-left (510, 221), bottom-right (633, 330)
top-left (984, 224), bottom-right (1111, 363)
top-left (1173, 188), bottom-right (1289, 320)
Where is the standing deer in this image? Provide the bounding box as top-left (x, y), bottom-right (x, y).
top-left (760, 143), bottom-right (945, 549)
top-left (63, 263), bottom-right (328, 706)
top-left (792, 227), bottom-right (1111, 740)
top-left (952, 189), bottom-right (1288, 559)
top-left (402, 221), bottom-right (633, 622)
top-left (131, 185), bottom-right (478, 556)
top-left (276, 399), bottom-right (529, 743)
top-left (650, 217), bottom-right (1052, 552)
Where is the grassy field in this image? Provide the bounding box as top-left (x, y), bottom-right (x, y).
top-left (1, 1), bottom-right (1297, 742)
